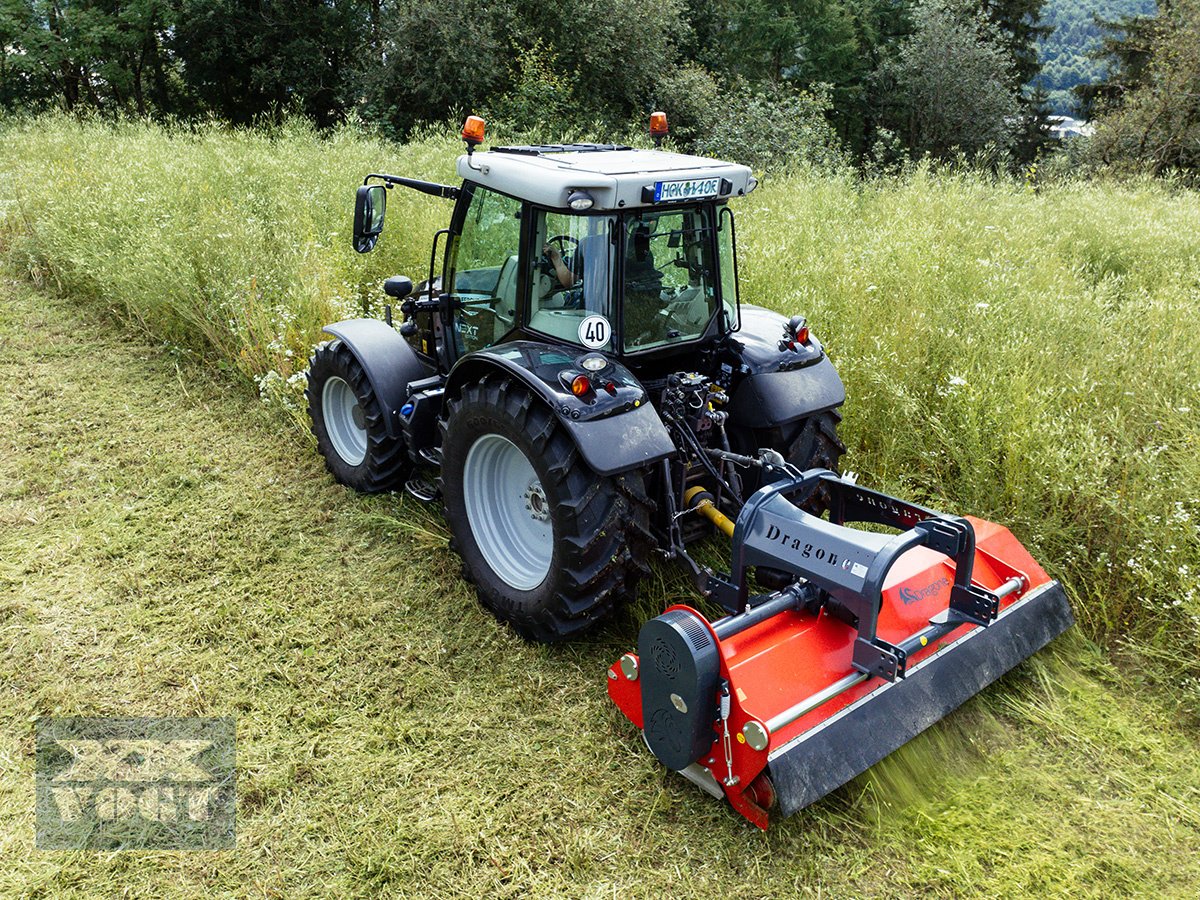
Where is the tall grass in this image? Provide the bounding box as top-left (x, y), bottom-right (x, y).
top-left (737, 170), bottom-right (1200, 697)
top-left (2, 114), bottom-right (1197, 707)
top-left (0, 116), bottom-right (456, 397)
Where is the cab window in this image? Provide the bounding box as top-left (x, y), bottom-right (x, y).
top-left (718, 206), bottom-right (740, 332)
top-left (525, 211), bottom-right (614, 349)
top-left (622, 207), bottom-right (721, 352)
top-left (448, 185), bottom-right (523, 354)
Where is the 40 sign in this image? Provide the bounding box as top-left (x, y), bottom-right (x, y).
top-left (36, 717), bottom-right (235, 850)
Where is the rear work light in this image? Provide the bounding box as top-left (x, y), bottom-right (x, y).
top-left (567, 190), bottom-right (595, 211)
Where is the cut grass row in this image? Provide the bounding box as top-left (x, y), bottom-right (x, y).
top-left (2, 281), bottom-right (1199, 897)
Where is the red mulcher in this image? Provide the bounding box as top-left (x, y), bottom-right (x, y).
top-left (607, 468), bottom-right (1073, 829)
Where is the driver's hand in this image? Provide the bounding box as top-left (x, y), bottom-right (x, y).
top-left (542, 243), bottom-right (561, 264)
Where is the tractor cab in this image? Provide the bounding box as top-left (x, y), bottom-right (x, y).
top-left (443, 146), bottom-right (750, 363)
top-left (353, 119), bottom-right (755, 371)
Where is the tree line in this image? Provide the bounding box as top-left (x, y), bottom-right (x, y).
top-left (0, 0), bottom-right (1195, 175)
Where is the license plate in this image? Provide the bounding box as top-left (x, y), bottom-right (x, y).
top-left (653, 178), bottom-right (721, 203)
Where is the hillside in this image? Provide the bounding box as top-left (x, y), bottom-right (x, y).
top-left (1036, 0), bottom-right (1158, 115)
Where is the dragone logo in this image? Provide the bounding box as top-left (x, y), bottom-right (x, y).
top-left (36, 718), bottom-right (235, 850)
top-left (898, 575), bottom-right (951, 606)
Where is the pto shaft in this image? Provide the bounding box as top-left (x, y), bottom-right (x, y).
top-left (684, 486), bottom-right (735, 538)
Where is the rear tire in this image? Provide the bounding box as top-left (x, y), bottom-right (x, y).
top-left (306, 340), bottom-right (409, 493)
top-left (441, 373), bottom-right (652, 642)
top-left (775, 408), bottom-right (845, 514)
top-left (733, 409), bottom-right (845, 514)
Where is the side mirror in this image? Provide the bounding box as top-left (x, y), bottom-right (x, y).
top-left (353, 184), bottom-right (388, 253)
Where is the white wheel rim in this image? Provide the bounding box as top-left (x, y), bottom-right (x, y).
top-left (322, 376), bottom-right (368, 466)
top-left (463, 434), bottom-right (553, 591)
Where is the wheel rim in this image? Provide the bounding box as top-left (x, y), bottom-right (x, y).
top-left (322, 376), bottom-right (368, 466)
top-left (462, 434), bottom-right (553, 591)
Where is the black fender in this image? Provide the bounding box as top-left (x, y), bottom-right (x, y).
top-left (445, 341), bottom-right (675, 476)
top-left (322, 318), bottom-right (433, 438)
top-left (728, 305), bottom-right (846, 428)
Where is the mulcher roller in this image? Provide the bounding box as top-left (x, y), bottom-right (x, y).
top-left (608, 470), bottom-right (1074, 829)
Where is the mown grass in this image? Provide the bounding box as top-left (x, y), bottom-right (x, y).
top-left (2, 281), bottom-right (1199, 898)
top-left (1, 115), bottom-right (1199, 895)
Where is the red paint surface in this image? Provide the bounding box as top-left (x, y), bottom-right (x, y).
top-left (606, 516), bottom-right (1052, 829)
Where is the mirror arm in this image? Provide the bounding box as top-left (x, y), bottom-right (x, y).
top-left (365, 173), bottom-right (459, 200)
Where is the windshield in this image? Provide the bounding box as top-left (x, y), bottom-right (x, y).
top-left (621, 206), bottom-right (722, 352)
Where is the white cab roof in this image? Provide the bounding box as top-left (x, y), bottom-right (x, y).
top-left (455, 146), bottom-right (755, 211)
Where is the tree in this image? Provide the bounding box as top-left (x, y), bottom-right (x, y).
top-left (173, 0), bottom-right (369, 126)
top-left (357, 0), bottom-right (510, 138)
top-left (1087, 0), bottom-right (1200, 174)
top-left (1073, 7), bottom-right (1160, 121)
top-left (0, 0), bottom-right (56, 110)
top-left (697, 0), bottom-right (909, 154)
top-left (978, 0), bottom-right (1053, 160)
top-left (0, 0), bottom-right (177, 114)
top-left (878, 0), bottom-right (1022, 158)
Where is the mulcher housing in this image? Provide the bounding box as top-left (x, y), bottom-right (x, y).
top-left (307, 117), bottom-right (1073, 828)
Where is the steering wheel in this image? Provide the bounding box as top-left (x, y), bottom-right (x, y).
top-left (538, 234), bottom-right (579, 279)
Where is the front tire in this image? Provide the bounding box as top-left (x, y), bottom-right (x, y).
top-left (441, 374), bottom-right (652, 642)
top-left (306, 340), bottom-right (409, 493)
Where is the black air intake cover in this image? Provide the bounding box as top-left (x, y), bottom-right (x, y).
top-left (638, 609), bottom-right (720, 771)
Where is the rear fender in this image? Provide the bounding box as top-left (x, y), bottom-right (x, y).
top-left (445, 340), bottom-right (675, 476)
top-left (322, 318), bottom-right (433, 438)
top-left (730, 305), bottom-right (845, 428)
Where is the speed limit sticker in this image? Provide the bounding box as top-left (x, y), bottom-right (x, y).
top-left (578, 315), bottom-right (611, 349)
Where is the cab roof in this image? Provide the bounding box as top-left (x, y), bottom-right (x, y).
top-left (455, 144), bottom-right (756, 212)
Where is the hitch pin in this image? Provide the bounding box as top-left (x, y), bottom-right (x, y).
top-left (719, 681), bottom-right (738, 787)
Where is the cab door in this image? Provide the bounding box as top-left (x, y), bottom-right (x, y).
top-left (443, 182), bottom-right (526, 360)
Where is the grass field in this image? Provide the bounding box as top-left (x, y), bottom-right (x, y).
top-left (2, 116), bottom-right (1200, 896)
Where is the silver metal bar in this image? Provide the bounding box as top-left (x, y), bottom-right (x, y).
top-left (764, 671), bottom-right (869, 735)
top-left (993, 575), bottom-right (1026, 600)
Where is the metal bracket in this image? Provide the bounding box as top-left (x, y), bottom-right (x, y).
top-left (947, 584), bottom-right (1000, 627)
top-left (852, 637), bottom-right (907, 682)
top-left (706, 573), bottom-right (742, 614)
top-left (914, 518), bottom-right (970, 557)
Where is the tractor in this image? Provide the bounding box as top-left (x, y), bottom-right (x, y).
top-left (306, 115), bottom-right (1073, 828)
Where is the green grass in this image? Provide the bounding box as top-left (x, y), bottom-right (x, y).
top-left (2, 114), bottom-right (1200, 895)
top-left (2, 281), bottom-right (1199, 897)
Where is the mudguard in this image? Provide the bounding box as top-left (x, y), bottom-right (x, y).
top-left (322, 318), bottom-right (432, 438)
top-left (445, 340), bottom-right (676, 476)
top-left (729, 305), bottom-right (846, 428)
